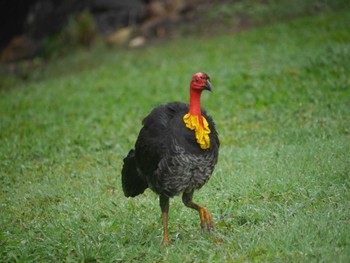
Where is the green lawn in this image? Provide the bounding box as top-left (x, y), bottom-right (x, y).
top-left (1, 9), bottom-right (350, 262)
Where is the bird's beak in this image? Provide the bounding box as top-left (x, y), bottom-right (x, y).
top-left (203, 80), bottom-right (213, 91)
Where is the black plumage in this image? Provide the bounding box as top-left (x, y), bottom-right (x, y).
top-left (121, 72), bottom-right (220, 246)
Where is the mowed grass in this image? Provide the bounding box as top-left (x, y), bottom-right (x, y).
top-left (1, 10), bottom-right (350, 262)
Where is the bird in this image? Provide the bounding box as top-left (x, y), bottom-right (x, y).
top-left (121, 72), bottom-right (220, 246)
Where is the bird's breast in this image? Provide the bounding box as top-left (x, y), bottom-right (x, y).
top-left (150, 143), bottom-right (217, 197)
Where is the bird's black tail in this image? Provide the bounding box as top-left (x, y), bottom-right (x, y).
top-left (121, 149), bottom-right (148, 197)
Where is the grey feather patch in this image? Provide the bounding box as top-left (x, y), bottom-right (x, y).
top-left (150, 140), bottom-right (217, 197)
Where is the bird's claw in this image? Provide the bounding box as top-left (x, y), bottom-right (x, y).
top-left (199, 207), bottom-right (214, 233)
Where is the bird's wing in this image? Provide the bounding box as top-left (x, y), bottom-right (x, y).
top-left (135, 103), bottom-right (187, 175)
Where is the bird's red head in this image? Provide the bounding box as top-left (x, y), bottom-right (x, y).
top-left (190, 72), bottom-right (213, 92)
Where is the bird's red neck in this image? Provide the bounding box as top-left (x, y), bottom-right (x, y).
top-left (189, 89), bottom-right (203, 125)
top-left (183, 88), bottom-right (211, 149)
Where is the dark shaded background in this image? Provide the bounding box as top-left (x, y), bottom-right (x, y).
top-left (0, 0), bottom-right (147, 50)
top-left (1, 0), bottom-right (348, 63)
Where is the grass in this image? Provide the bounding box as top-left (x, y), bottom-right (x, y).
top-left (1, 8), bottom-right (350, 263)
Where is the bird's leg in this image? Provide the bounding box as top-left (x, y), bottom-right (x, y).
top-left (159, 195), bottom-right (170, 246)
top-left (182, 191), bottom-right (214, 232)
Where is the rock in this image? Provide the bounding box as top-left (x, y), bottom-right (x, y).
top-left (129, 36), bottom-right (146, 48)
top-left (141, 0), bottom-right (195, 37)
top-left (105, 27), bottom-right (133, 46)
top-left (0, 35), bottom-right (39, 63)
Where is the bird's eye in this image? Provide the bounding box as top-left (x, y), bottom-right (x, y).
top-left (195, 77), bottom-right (199, 83)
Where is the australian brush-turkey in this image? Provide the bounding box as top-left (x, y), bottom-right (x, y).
top-left (121, 72), bottom-right (220, 246)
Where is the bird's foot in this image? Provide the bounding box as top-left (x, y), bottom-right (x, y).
top-left (161, 237), bottom-right (169, 247)
top-left (199, 207), bottom-right (214, 233)
top-left (161, 236), bottom-right (173, 247)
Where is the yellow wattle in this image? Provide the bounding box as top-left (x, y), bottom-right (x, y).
top-left (183, 113), bottom-right (211, 149)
